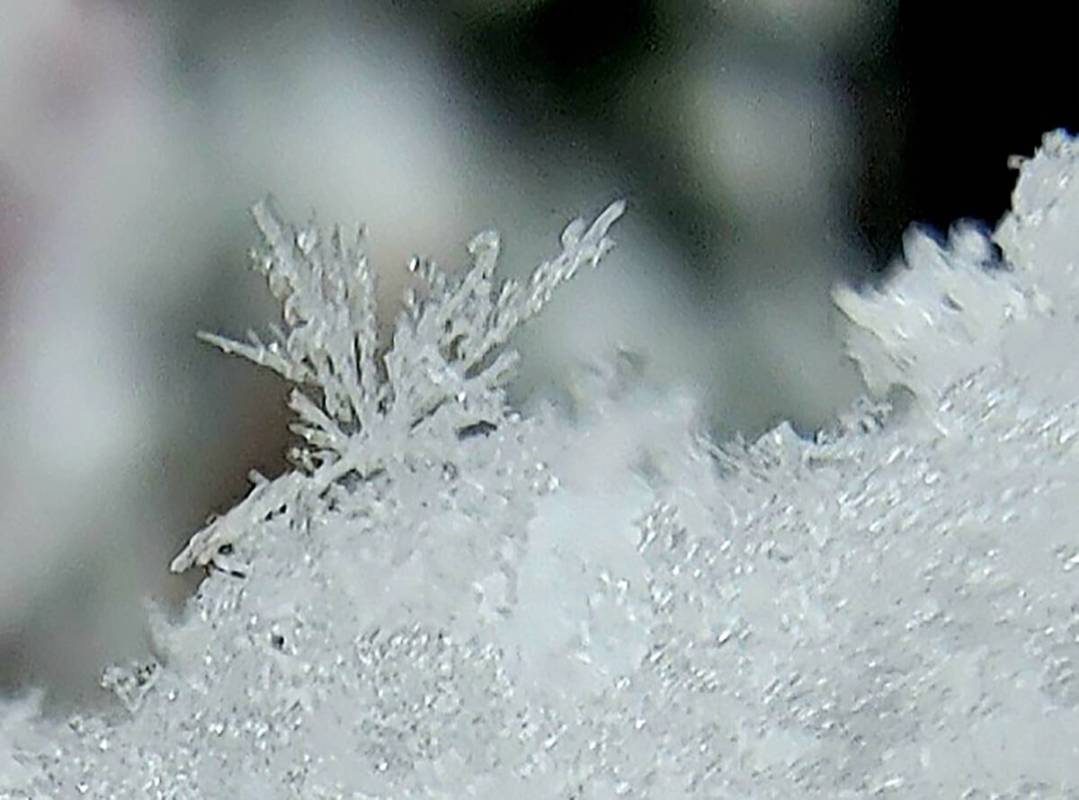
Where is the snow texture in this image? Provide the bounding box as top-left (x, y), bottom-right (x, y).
top-left (3, 131), bottom-right (1079, 798)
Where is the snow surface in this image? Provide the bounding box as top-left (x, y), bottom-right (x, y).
top-left (3, 131), bottom-right (1079, 798)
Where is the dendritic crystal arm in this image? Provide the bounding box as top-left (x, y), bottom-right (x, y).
top-left (169, 470), bottom-right (305, 572)
top-left (170, 198), bottom-right (625, 572)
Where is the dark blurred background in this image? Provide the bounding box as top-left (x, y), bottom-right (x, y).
top-left (1, 0), bottom-right (1076, 703)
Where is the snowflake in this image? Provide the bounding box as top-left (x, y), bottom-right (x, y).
top-left (170, 196), bottom-right (626, 572)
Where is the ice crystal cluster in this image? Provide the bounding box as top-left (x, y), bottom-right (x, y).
top-left (4, 132), bottom-right (1079, 799)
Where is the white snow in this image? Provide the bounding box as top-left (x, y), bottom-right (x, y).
top-left (3, 131), bottom-right (1078, 798)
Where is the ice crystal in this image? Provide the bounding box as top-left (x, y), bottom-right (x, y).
top-left (171, 196), bottom-right (626, 572)
top-left (3, 133), bottom-right (1079, 799)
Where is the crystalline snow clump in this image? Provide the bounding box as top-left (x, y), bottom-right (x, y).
top-left (3, 132), bottom-right (1079, 798)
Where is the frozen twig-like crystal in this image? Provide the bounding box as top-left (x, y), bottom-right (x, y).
top-left (170, 197), bottom-right (625, 572)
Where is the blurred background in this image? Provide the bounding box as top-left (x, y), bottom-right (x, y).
top-left (1, 0), bottom-right (1076, 704)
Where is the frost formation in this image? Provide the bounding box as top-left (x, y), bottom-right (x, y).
top-left (3, 133), bottom-right (1079, 799)
top-left (171, 196), bottom-right (626, 572)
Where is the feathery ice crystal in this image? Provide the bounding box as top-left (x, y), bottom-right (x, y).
top-left (171, 196), bottom-right (626, 573)
top-left (3, 132), bottom-right (1079, 798)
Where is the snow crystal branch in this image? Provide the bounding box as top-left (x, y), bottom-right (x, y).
top-left (170, 197), bottom-right (626, 572)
